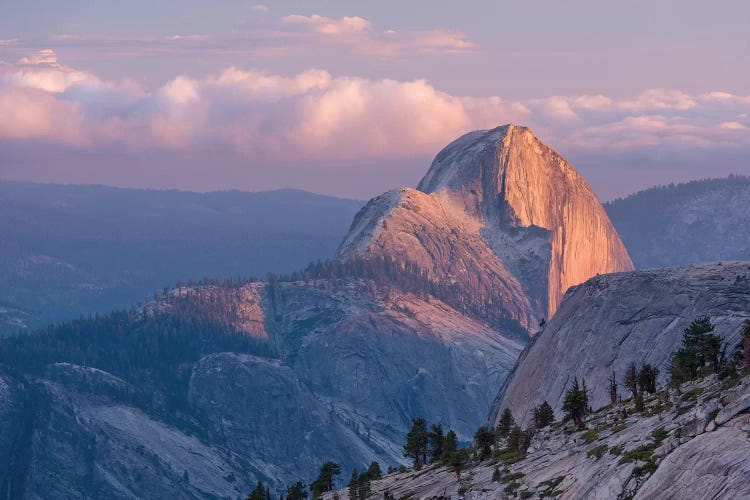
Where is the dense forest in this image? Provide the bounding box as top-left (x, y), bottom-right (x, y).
top-left (0, 303), bottom-right (274, 431)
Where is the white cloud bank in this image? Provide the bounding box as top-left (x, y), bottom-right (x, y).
top-left (1, 50), bottom-right (748, 165)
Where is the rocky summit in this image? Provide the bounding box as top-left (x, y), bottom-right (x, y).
top-left (341, 125), bottom-right (633, 325)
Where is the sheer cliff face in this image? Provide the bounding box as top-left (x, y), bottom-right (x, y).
top-left (341, 124), bottom-right (634, 323)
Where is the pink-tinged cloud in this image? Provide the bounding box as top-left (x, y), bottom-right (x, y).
top-left (282, 14), bottom-right (372, 36)
top-left (273, 14), bottom-right (478, 56)
top-left (250, 4), bottom-right (269, 13)
top-left (0, 51), bottom-right (748, 165)
top-left (168, 35), bottom-right (210, 41)
top-left (411, 31), bottom-right (479, 53)
top-left (619, 88), bottom-right (696, 111)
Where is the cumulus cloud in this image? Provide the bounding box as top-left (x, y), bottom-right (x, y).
top-left (0, 52), bottom-right (748, 171)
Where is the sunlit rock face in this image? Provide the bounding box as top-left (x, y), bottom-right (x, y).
top-left (489, 262), bottom-right (750, 427)
top-left (340, 124), bottom-right (634, 324)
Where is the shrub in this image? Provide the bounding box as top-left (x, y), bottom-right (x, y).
top-left (583, 429), bottom-right (599, 444)
top-left (587, 444), bottom-right (609, 459)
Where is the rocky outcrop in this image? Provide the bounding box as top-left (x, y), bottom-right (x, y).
top-left (489, 261), bottom-right (750, 427)
top-left (327, 375), bottom-right (750, 500)
top-left (341, 125), bottom-right (633, 324)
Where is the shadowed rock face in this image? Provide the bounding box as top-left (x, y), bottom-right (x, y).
top-left (489, 261), bottom-right (750, 427)
top-left (340, 125), bottom-right (633, 324)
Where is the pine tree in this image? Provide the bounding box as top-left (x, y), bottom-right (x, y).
top-left (670, 316), bottom-right (724, 385)
top-left (496, 408), bottom-right (516, 439)
top-left (356, 471), bottom-right (371, 499)
top-left (506, 425), bottom-right (522, 453)
top-left (608, 371), bottom-right (618, 407)
top-left (562, 378), bottom-right (588, 427)
top-left (623, 361), bottom-right (643, 411)
top-left (637, 364), bottom-right (659, 394)
top-left (444, 430), bottom-right (458, 459)
top-left (403, 418), bottom-right (429, 467)
top-left (532, 401), bottom-right (555, 428)
top-left (447, 449), bottom-right (469, 481)
top-left (310, 462), bottom-right (341, 498)
top-left (427, 423), bottom-right (445, 460)
top-left (473, 425), bottom-right (495, 460)
top-left (247, 480), bottom-right (267, 500)
top-left (366, 461), bottom-right (382, 480)
top-left (286, 481), bottom-right (308, 500)
top-left (347, 470), bottom-right (358, 500)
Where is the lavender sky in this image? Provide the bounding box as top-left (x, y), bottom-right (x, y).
top-left (1, 0), bottom-right (749, 200)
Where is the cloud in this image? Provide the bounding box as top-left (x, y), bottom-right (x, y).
top-left (168, 35), bottom-right (210, 41)
top-left (619, 88), bottom-right (696, 111)
top-left (18, 49), bottom-right (60, 67)
top-left (281, 14), bottom-right (372, 36)
top-left (0, 52), bottom-right (748, 182)
top-left (274, 13), bottom-right (478, 56)
top-left (719, 121), bottom-right (746, 130)
top-left (250, 4), bottom-right (269, 12)
top-left (410, 30), bottom-right (479, 53)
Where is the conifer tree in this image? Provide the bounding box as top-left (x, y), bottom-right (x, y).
top-left (427, 423), bottom-right (445, 460)
top-left (347, 470), bottom-right (358, 500)
top-left (562, 378), bottom-right (588, 427)
top-left (310, 462), bottom-right (341, 498)
top-left (637, 364), bottom-right (659, 394)
top-left (447, 449), bottom-right (469, 481)
top-left (444, 430), bottom-right (458, 459)
top-left (670, 316), bottom-right (723, 385)
top-left (608, 371), bottom-right (618, 407)
top-left (496, 408), bottom-right (516, 439)
top-left (286, 481), bottom-right (308, 500)
top-left (356, 471), bottom-right (371, 499)
top-left (247, 481), bottom-right (269, 500)
top-left (532, 401), bottom-right (555, 428)
top-left (473, 425), bottom-right (495, 460)
top-left (403, 418), bottom-right (429, 467)
top-left (366, 462), bottom-right (382, 480)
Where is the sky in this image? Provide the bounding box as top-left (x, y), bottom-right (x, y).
top-left (0, 0), bottom-right (749, 200)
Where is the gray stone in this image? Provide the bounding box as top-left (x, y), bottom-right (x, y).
top-left (490, 262), bottom-right (750, 427)
top-left (715, 394), bottom-right (750, 425)
top-left (635, 421), bottom-right (750, 499)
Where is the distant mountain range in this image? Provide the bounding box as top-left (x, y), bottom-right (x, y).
top-left (605, 175), bottom-right (750, 268)
top-left (0, 182), bottom-right (363, 335)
